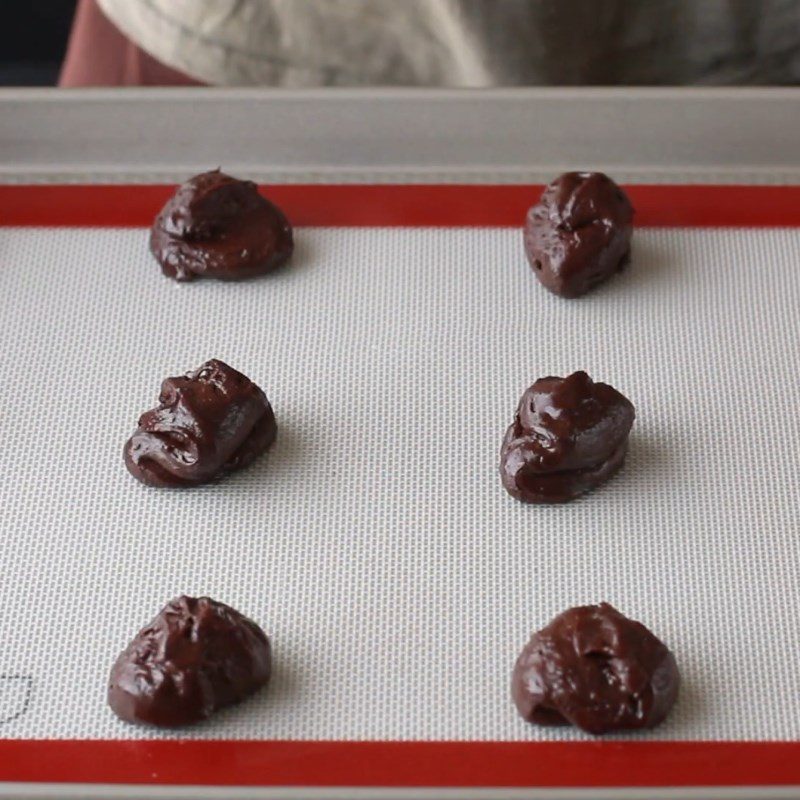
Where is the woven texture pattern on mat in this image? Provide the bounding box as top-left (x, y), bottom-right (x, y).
top-left (1, 226), bottom-right (798, 741)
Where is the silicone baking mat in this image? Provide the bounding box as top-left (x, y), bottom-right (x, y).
top-left (1, 184), bottom-right (800, 797)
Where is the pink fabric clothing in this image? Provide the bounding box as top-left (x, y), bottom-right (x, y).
top-left (59, 0), bottom-right (204, 87)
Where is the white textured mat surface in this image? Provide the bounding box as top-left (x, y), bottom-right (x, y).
top-left (1, 226), bottom-right (799, 742)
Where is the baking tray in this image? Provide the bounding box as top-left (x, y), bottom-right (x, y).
top-left (1, 88), bottom-right (800, 800)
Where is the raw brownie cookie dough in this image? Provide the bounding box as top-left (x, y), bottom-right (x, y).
top-left (150, 169), bottom-right (293, 281)
top-left (524, 172), bottom-right (633, 298)
top-left (512, 603), bottom-right (679, 735)
top-left (108, 596), bottom-right (271, 727)
top-left (124, 359), bottom-right (276, 487)
top-left (500, 371), bottom-right (634, 503)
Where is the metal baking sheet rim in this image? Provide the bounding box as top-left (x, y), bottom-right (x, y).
top-left (0, 87), bottom-right (799, 184)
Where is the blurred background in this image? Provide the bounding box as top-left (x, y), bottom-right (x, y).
top-left (3, 0), bottom-right (799, 88)
top-left (3, 1), bottom-right (75, 86)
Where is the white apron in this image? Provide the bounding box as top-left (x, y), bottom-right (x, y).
top-left (96, 0), bottom-right (800, 87)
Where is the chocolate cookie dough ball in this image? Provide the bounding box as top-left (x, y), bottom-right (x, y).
top-left (124, 359), bottom-right (276, 488)
top-left (512, 603), bottom-right (679, 735)
top-left (524, 172), bottom-right (633, 298)
top-left (500, 371), bottom-right (634, 503)
top-left (108, 596), bottom-right (271, 727)
top-left (150, 169), bottom-right (293, 281)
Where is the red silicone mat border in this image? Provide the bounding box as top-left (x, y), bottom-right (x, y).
top-left (1, 740), bottom-right (800, 787)
top-left (2, 182), bottom-right (799, 790)
top-left (1, 184), bottom-right (800, 227)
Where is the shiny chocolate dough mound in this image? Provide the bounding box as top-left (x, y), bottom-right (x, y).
top-left (499, 371), bottom-right (634, 503)
top-left (150, 169), bottom-right (293, 281)
top-left (108, 596), bottom-right (271, 727)
top-left (524, 172), bottom-right (633, 297)
top-left (512, 603), bottom-right (679, 734)
top-left (124, 359), bottom-right (276, 488)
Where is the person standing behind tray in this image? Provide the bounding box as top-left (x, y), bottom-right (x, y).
top-left (60, 0), bottom-right (800, 87)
